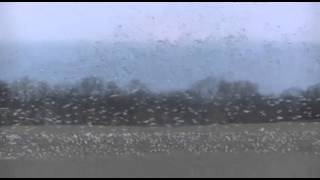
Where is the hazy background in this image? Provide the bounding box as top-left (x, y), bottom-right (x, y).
top-left (0, 2), bottom-right (320, 94)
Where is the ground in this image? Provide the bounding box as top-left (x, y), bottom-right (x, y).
top-left (1, 122), bottom-right (320, 177)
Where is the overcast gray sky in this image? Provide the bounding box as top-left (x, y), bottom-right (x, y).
top-left (1, 2), bottom-right (319, 43)
top-left (0, 2), bottom-right (320, 94)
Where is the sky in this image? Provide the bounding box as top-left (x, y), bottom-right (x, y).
top-left (0, 2), bottom-right (320, 94)
top-left (1, 2), bottom-right (320, 43)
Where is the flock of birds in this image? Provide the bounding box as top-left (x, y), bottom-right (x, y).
top-left (1, 123), bottom-right (320, 160)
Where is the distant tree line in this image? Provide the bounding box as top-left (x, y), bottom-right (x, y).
top-left (0, 76), bottom-right (320, 126)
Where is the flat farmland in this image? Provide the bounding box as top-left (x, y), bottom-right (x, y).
top-left (1, 122), bottom-right (320, 177)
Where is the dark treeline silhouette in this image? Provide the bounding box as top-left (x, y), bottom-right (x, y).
top-left (0, 76), bottom-right (320, 126)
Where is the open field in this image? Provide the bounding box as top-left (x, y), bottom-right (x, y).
top-left (1, 122), bottom-right (320, 159)
top-left (1, 153), bottom-right (320, 178)
top-left (1, 122), bottom-right (320, 177)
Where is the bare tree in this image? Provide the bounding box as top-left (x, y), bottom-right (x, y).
top-left (106, 81), bottom-right (121, 95)
top-left (10, 77), bottom-right (36, 102)
top-left (78, 76), bottom-right (105, 96)
top-left (190, 76), bottom-right (220, 100)
top-left (0, 80), bottom-right (10, 107)
top-left (126, 79), bottom-right (150, 95)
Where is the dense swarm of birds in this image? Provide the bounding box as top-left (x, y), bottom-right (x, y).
top-left (0, 77), bottom-right (320, 126)
top-left (1, 123), bottom-right (320, 159)
top-left (1, 77), bottom-right (320, 159)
